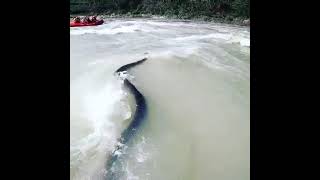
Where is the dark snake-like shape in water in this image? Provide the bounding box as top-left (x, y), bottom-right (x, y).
top-left (105, 58), bottom-right (148, 180)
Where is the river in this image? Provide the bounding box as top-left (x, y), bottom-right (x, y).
top-left (70, 18), bottom-right (250, 180)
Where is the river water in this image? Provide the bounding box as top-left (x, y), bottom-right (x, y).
top-left (70, 18), bottom-right (250, 180)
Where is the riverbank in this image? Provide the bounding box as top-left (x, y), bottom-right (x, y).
top-left (70, 13), bottom-right (250, 26)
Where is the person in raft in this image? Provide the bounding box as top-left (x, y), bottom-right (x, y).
top-left (91, 16), bottom-right (97, 22)
top-left (74, 16), bottom-right (81, 23)
top-left (83, 16), bottom-right (91, 23)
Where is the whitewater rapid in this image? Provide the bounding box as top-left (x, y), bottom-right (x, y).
top-left (70, 18), bottom-right (250, 180)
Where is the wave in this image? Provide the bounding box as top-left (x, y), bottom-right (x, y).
top-left (70, 19), bottom-right (250, 47)
top-left (70, 72), bottom-right (131, 179)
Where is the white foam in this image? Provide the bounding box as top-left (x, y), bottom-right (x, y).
top-left (70, 72), bottom-right (131, 179)
top-left (174, 33), bottom-right (232, 41)
top-left (70, 19), bottom-right (250, 47)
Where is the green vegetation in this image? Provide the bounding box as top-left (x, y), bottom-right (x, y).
top-left (70, 0), bottom-right (249, 23)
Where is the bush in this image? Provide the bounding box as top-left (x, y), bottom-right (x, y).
top-left (231, 0), bottom-right (250, 18)
top-left (70, 0), bottom-right (250, 19)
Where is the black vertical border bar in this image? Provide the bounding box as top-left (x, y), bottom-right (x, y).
top-left (1, 0), bottom-right (72, 179)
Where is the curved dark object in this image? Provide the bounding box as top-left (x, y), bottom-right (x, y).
top-left (105, 58), bottom-right (148, 180)
top-left (115, 58), bottom-right (147, 74)
top-left (118, 79), bottom-right (147, 144)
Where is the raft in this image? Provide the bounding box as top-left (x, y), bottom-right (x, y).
top-left (70, 20), bottom-right (104, 27)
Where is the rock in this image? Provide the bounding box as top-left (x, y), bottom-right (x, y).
top-left (243, 19), bottom-right (250, 26)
